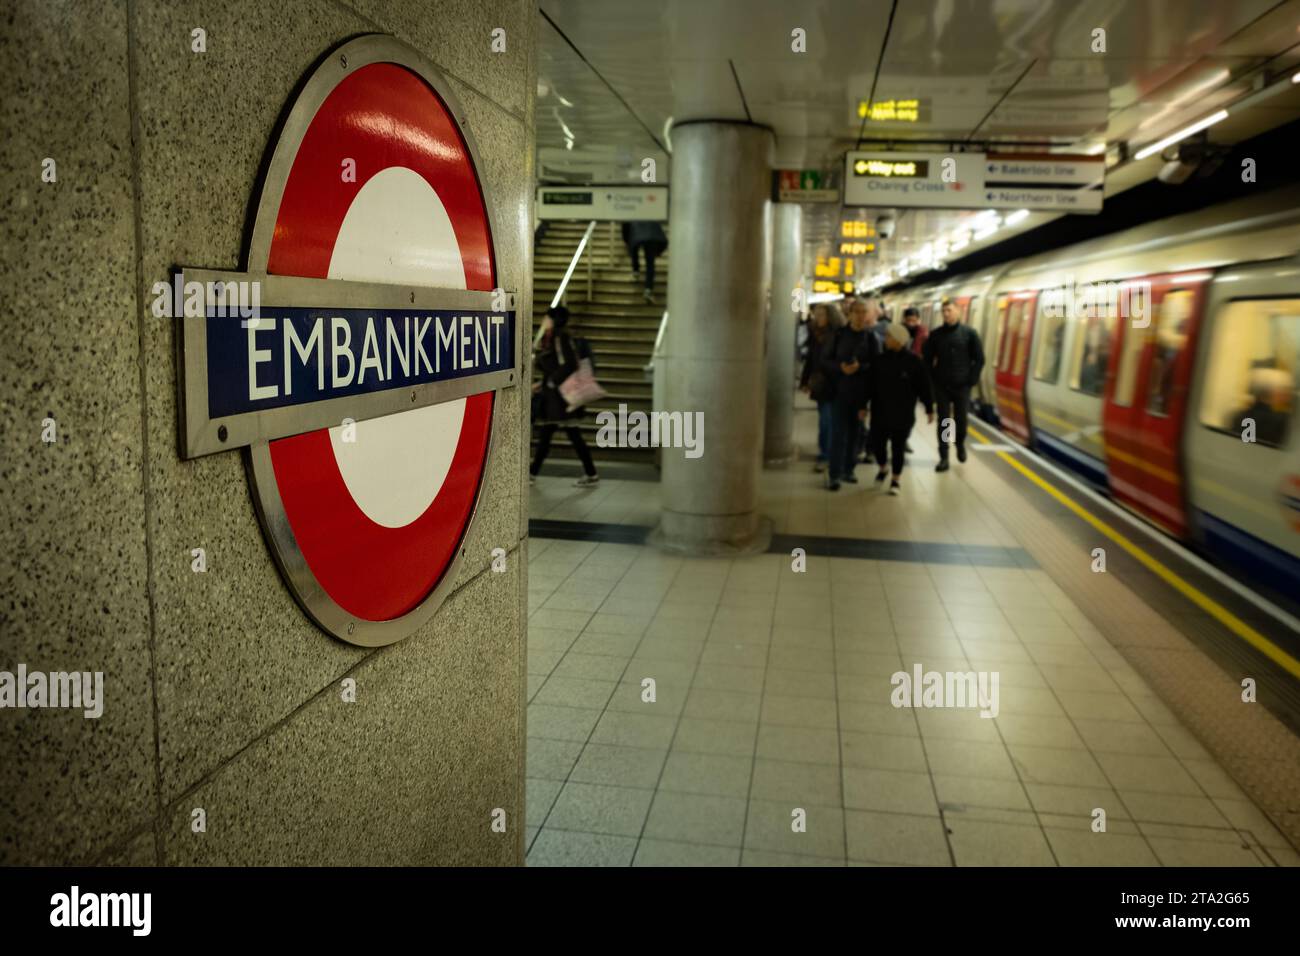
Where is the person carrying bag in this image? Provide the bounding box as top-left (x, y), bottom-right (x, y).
top-left (530, 306), bottom-right (601, 486)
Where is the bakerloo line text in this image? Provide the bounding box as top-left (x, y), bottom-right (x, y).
top-left (243, 311), bottom-right (509, 402)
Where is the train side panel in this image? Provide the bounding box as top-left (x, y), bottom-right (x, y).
top-left (1184, 259), bottom-right (1300, 603)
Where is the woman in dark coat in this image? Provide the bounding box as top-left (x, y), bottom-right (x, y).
top-left (531, 306), bottom-right (599, 486)
top-left (867, 321), bottom-right (934, 495)
top-left (799, 302), bottom-right (843, 472)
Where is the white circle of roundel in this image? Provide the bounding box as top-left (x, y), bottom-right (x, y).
top-left (325, 166), bottom-right (469, 529)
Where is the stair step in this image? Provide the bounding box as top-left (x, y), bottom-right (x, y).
top-left (535, 287), bottom-right (667, 299)
top-left (537, 318), bottom-right (661, 330)
top-left (566, 304), bottom-right (665, 317)
top-left (536, 269), bottom-right (654, 280)
top-left (563, 339), bottom-right (656, 350)
top-left (544, 348), bottom-right (654, 359)
top-left (529, 376), bottom-right (651, 392)
top-left (534, 246), bottom-right (670, 258)
top-left (528, 333), bottom-right (655, 347)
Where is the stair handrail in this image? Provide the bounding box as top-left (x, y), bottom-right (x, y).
top-left (548, 219), bottom-right (598, 312)
top-left (646, 308), bottom-right (668, 372)
top-left (537, 220), bottom-right (598, 350)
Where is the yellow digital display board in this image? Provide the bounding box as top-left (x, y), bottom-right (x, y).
top-left (840, 221), bottom-right (876, 239)
top-left (856, 98), bottom-right (926, 122)
top-left (815, 256), bottom-right (855, 279)
top-left (838, 241), bottom-right (875, 256)
top-left (813, 280), bottom-right (855, 294)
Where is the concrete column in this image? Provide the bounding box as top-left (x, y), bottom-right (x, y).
top-left (653, 121), bottom-right (774, 555)
top-left (764, 201), bottom-right (803, 465)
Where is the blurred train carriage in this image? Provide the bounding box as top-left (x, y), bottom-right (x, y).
top-left (893, 185), bottom-right (1300, 607)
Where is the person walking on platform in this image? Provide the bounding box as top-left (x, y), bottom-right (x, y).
top-left (923, 297), bottom-right (984, 472)
top-left (902, 306), bottom-right (928, 356)
top-left (800, 302), bottom-right (843, 472)
top-left (622, 221), bottom-right (668, 304)
top-left (844, 297), bottom-right (884, 462)
top-left (900, 307), bottom-right (928, 454)
top-left (531, 306), bottom-right (600, 487)
top-left (871, 298), bottom-right (893, 350)
top-left (821, 298), bottom-right (878, 490)
top-left (868, 322), bottom-right (934, 496)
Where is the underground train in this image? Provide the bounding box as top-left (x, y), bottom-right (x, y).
top-left (886, 184), bottom-right (1300, 606)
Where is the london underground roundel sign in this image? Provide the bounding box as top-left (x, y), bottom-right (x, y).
top-left (173, 36), bottom-right (519, 647)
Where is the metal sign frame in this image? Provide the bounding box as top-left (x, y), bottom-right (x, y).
top-left (177, 269), bottom-right (518, 459)
top-left (174, 34), bottom-right (518, 647)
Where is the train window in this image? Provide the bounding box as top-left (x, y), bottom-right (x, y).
top-left (1068, 304), bottom-right (1118, 397)
top-left (1111, 318), bottom-right (1149, 408)
top-left (1033, 312), bottom-right (1066, 383)
top-left (1145, 290), bottom-right (1194, 417)
top-left (1198, 298), bottom-right (1299, 448)
top-left (967, 297), bottom-right (980, 329)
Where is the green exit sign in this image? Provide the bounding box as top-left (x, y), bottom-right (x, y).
top-left (774, 170), bottom-right (839, 203)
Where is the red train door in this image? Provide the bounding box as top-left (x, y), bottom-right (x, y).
top-left (1101, 274), bottom-right (1209, 535)
top-left (994, 292), bottom-right (1037, 444)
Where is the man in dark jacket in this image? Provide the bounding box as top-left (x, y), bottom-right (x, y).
top-left (868, 322), bottom-right (934, 495)
top-left (821, 301), bottom-right (879, 490)
top-left (922, 297), bottom-right (984, 472)
top-left (902, 306), bottom-right (928, 357)
top-left (622, 221), bottom-right (668, 304)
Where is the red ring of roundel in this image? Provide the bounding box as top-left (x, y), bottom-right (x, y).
top-left (263, 62), bottom-right (496, 622)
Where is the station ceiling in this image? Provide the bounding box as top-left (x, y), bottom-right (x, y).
top-left (536, 0), bottom-right (1300, 286)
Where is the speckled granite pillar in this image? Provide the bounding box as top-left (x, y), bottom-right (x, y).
top-left (0, 0), bottom-right (535, 866)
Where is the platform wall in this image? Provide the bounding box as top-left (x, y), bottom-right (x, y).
top-left (0, 0), bottom-right (536, 866)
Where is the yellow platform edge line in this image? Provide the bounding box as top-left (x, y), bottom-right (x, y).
top-left (967, 424), bottom-right (1300, 679)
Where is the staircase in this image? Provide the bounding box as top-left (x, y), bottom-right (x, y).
top-left (531, 221), bottom-right (668, 467)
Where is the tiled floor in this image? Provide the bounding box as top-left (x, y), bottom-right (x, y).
top-left (523, 400), bottom-right (1297, 866)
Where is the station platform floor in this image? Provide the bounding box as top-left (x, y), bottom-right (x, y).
top-left (523, 396), bottom-right (1300, 867)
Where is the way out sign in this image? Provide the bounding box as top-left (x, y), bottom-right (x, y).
top-left (174, 35), bottom-right (519, 647)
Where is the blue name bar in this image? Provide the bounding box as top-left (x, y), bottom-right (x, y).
top-left (206, 308), bottom-right (515, 418)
